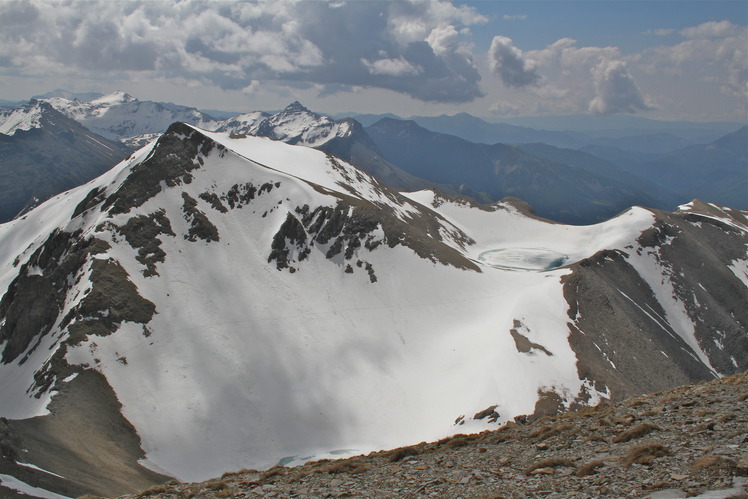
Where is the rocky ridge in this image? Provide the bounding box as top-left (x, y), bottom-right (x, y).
top-left (114, 371), bottom-right (748, 499)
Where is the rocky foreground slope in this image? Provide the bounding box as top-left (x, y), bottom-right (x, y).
top-left (115, 371), bottom-right (748, 499)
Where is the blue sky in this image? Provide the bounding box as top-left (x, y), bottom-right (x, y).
top-left (467, 1), bottom-right (748, 52)
top-left (0, 0), bottom-right (746, 121)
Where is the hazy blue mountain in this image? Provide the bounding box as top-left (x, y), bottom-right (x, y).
top-left (0, 101), bottom-right (131, 222)
top-left (366, 118), bottom-right (668, 224)
top-left (496, 113), bottom-right (744, 139)
top-left (407, 113), bottom-right (587, 149)
top-left (515, 142), bottom-right (681, 210)
top-left (0, 99), bottom-right (26, 109)
top-left (31, 89), bottom-right (105, 101)
top-left (633, 126), bottom-right (748, 208)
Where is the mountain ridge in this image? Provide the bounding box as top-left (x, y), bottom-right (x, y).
top-left (0, 101), bottom-right (132, 223)
top-left (0, 122), bottom-right (745, 497)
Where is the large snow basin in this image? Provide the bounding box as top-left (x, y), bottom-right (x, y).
top-left (478, 248), bottom-right (569, 271)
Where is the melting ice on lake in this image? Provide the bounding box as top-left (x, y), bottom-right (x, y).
top-left (478, 248), bottom-right (568, 271)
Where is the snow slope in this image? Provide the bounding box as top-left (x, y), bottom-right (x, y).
top-left (40, 92), bottom-right (217, 141)
top-left (215, 102), bottom-right (355, 148)
top-left (0, 124), bottom-right (741, 485)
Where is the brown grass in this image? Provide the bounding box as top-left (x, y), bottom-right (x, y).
top-left (387, 445), bottom-right (421, 462)
top-left (259, 466), bottom-right (286, 482)
top-left (323, 458), bottom-right (369, 475)
top-left (626, 399), bottom-right (647, 408)
top-left (222, 468), bottom-right (257, 479)
top-left (528, 423), bottom-right (574, 442)
top-left (215, 489), bottom-right (235, 498)
top-left (622, 442), bottom-right (670, 467)
top-left (205, 480), bottom-right (229, 491)
top-left (137, 484), bottom-right (173, 497)
top-left (443, 434), bottom-right (474, 449)
top-left (612, 422), bottom-right (660, 443)
top-left (738, 391), bottom-right (748, 401)
top-left (612, 414), bottom-right (636, 426)
top-left (524, 457), bottom-right (576, 475)
top-left (690, 454), bottom-right (736, 472)
top-left (576, 459), bottom-right (606, 476)
top-left (580, 434), bottom-right (607, 444)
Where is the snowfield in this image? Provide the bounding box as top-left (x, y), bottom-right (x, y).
top-left (0, 125), bottom-right (737, 483)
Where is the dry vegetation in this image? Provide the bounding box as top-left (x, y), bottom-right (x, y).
top-left (113, 371), bottom-right (748, 499)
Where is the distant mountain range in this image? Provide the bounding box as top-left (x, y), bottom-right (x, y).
top-left (38, 91), bottom-right (217, 145)
top-left (1, 90), bottom-right (745, 224)
top-left (0, 101), bottom-right (131, 222)
top-left (365, 118), bottom-right (675, 224)
top-left (341, 111), bottom-right (743, 153)
top-left (0, 121), bottom-right (744, 496)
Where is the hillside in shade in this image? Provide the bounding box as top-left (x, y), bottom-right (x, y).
top-left (0, 101), bottom-right (131, 223)
top-left (0, 122), bottom-right (745, 498)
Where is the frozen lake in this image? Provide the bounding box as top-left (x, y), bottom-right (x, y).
top-left (478, 248), bottom-right (568, 271)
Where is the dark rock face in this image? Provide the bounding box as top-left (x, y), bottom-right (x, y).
top-left (0, 230), bottom-right (109, 364)
top-left (103, 122), bottom-right (223, 215)
top-left (564, 203), bottom-right (748, 401)
top-left (115, 210), bottom-right (175, 276)
top-left (182, 192), bottom-right (220, 243)
top-left (267, 197), bottom-right (479, 278)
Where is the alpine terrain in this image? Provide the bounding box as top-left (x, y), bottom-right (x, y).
top-left (0, 101), bottom-right (131, 223)
top-left (0, 122), bottom-right (745, 498)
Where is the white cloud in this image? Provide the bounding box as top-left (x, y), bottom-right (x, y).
top-left (503, 14), bottom-right (528, 21)
top-left (0, 0), bottom-right (485, 103)
top-left (642, 20), bottom-right (747, 98)
top-left (488, 36), bottom-right (539, 88)
top-left (589, 59), bottom-right (653, 115)
top-left (681, 20), bottom-right (740, 39)
top-left (362, 57), bottom-right (422, 76)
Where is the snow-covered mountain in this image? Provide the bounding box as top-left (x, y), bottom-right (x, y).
top-left (0, 122), bottom-right (745, 497)
top-left (216, 102), bottom-right (434, 192)
top-left (215, 101), bottom-right (352, 148)
top-left (0, 100), bottom-right (131, 223)
top-left (40, 91), bottom-right (217, 144)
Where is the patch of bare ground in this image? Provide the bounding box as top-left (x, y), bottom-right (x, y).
top-left (114, 371), bottom-right (748, 499)
top-left (1, 370), bottom-right (171, 499)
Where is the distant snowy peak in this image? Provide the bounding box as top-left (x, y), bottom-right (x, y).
top-left (213, 111), bottom-right (269, 136)
top-left (89, 90), bottom-right (135, 106)
top-left (0, 101), bottom-right (46, 135)
top-left (216, 101), bottom-right (354, 148)
top-left (40, 91), bottom-right (217, 141)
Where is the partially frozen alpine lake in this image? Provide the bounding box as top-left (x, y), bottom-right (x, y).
top-left (478, 248), bottom-right (568, 271)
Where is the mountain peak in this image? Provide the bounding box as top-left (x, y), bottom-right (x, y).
top-left (283, 101), bottom-right (311, 114)
top-left (91, 90), bottom-right (135, 106)
top-left (0, 100), bottom-right (52, 135)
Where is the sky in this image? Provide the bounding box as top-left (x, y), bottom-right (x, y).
top-left (0, 0), bottom-right (746, 122)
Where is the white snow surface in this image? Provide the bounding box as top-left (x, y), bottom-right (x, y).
top-left (214, 103), bottom-right (353, 148)
top-left (1, 128), bottom-right (661, 481)
top-left (41, 91), bottom-right (217, 140)
top-left (0, 105), bottom-right (43, 135)
top-left (0, 473), bottom-right (72, 499)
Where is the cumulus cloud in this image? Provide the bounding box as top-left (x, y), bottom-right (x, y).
top-left (589, 59), bottom-right (653, 114)
top-left (642, 20), bottom-right (747, 98)
top-left (680, 20), bottom-right (740, 39)
top-left (0, 0), bottom-right (486, 103)
top-left (362, 56), bottom-right (422, 76)
top-left (488, 36), bottom-right (540, 88)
